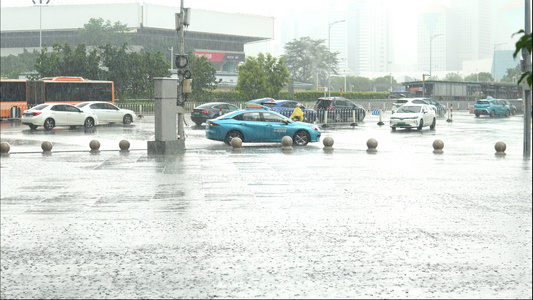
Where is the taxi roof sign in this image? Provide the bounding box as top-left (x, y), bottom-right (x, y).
top-left (245, 103), bottom-right (270, 110)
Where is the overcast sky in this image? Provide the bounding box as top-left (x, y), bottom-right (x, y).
top-left (1, 0), bottom-right (453, 72)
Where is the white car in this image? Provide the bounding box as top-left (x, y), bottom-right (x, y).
top-left (391, 98), bottom-right (438, 116)
top-left (21, 103), bottom-right (98, 130)
top-left (389, 103), bottom-right (436, 131)
top-left (75, 101), bottom-right (137, 125)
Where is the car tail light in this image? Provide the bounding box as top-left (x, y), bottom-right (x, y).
top-left (207, 121), bottom-right (219, 126)
top-left (327, 106), bottom-right (334, 110)
top-left (31, 112), bottom-right (42, 116)
top-left (202, 110), bottom-right (209, 114)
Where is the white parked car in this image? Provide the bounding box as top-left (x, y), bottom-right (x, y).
top-left (75, 101), bottom-right (137, 125)
top-left (389, 103), bottom-right (436, 131)
top-left (21, 103), bottom-right (98, 130)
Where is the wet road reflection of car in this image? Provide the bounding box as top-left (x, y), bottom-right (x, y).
top-left (21, 103), bottom-right (98, 130)
top-left (205, 104), bottom-right (321, 146)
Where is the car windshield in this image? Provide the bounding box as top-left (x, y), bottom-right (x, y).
top-left (397, 106), bottom-right (421, 113)
top-left (395, 100), bottom-right (408, 104)
top-left (476, 100), bottom-right (489, 104)
top-left (315, 100), bottom-right (331, 108)
top-left (31, 104), bottom-right (48, 110)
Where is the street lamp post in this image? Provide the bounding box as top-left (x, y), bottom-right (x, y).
top-left (32, 0), bottom-right (50, 53)
top-left (492, 43), bottom-right (505, 81)
top-left (328, 19), bottom-right (345, 97)
top-left (429, 34), bottom-right (443, 78)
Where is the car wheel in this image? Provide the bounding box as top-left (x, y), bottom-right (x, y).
top-left (512, 109), bottom-right (516, 115)
top-left (293, 130), bottom-right (310, 146)
top-left (391, 127), bottom-right (396, 131)
top-left (505, 110), bottom-right (510, 117)
top-left (84, 117), bottom-right (95, 128)
top-left (43, 118), bottom-right (55, 130)
top-left (490, 110), bottom-right (495, 117)
top-left (123, 114), bottom-right (133, 124)
top-left (430, 118), bottom-right (436, 130)
top-left (28, 124), bottom-right (38, 130)
top-left (417, 119), bottom-right (423, 131)
top-left (475, 112), bottom-right (480, 117)
top-left (224, 130), bottom-right (243, 145)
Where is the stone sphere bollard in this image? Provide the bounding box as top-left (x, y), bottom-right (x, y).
top-left (323, 136), bottom-right (334, 150)
top-left (41, 141), bottom-right (53, 153)
top-left (231, 137), bottom-right (242, 151)
top-left (0, 142), bottom-right (10, 155)
top-left (89, 140), bottom-right (101, 153)
top-left (495, 141), bottom-right (506, 155)
top-left (433, 139), bottom-right (444, 154)
top-left (119, 139), bottom-right (130, 151)
top-left (366, 138), bottom-right (378, 153)
top-left (281, 136), bottom-right (293, 150)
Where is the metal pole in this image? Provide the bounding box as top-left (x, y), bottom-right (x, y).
top-left (39, 4), bottom-right (42, 52)
top-left (523, 0), bottom-right (531, 157)
top-left (328, 20), bottom-right (344, 97)
top-left (177, 0), bottom-right (186, 145)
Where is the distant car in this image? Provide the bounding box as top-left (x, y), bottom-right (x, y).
top-left (389, 103), bottom-right (436, 131)
top-left (392, 98), bottom-right (445, 117)
top-left (244, 97), bottom-right (278, 109)
top-left (474, 98), bottom-right (510, 117)
top-left (190, 102), bottom-right (240, 126)
top-left (75, 101), bottom-right (136, 125)
top-left (313, 96), bottom-right (366, 123)
top-left (500, 99), bottom-right (517, 115)
top-left (269, 100), bottom-right (317, 123)
top-left (21, 103), bottom-right (98, 130)
top-left (205, 104), bottom-right (321, 146)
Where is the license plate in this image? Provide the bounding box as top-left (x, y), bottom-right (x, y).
top-left (397, 122), bottom-right (405, 125)
top-left (193, 112), bottom-right (200, 115)
top-left (24, 113), bottom-right (31, 117)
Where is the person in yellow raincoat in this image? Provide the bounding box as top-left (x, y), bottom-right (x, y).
top-left (290, 103), bottom-right (305, 122)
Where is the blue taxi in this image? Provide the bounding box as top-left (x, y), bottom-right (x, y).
top-left (205, 104), bottom-right (321, 146)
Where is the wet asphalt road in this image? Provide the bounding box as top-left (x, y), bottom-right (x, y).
top-left (1, 111), bottom-right (532, 299)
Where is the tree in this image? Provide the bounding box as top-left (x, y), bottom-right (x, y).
top-left (283, 37), bottom-right (339, 88)
top-left (512, 29), bottom-right (532, 88)
top-left (0, 49), bottom-right (40, 78)
top-left (77, 18), bottom-right (131, 47)
top-left (443, 73), bottom-right (463, 81)
top-left (464, 72), bottom-right (494, 82)
top-left (373, 75), bottom-right (397, 92)
top-left (236, 53), bottom-right (290, 99)
top-left (187, 51), bottom-right (222, 102)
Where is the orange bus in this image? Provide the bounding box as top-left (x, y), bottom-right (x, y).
top-left (0, 77), bottom-right (114, 119)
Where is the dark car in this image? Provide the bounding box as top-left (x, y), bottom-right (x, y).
top-left (190, 102), bottom-right (240, 126)
top-left (313, 96), bottom-right (366, 123)
top-left (269, 100), bottom-right (317, 123)
top-left (500, 99), bottom-right (517, 115)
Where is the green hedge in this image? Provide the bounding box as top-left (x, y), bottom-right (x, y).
top-left (118, 90), bottom-right (389, 104)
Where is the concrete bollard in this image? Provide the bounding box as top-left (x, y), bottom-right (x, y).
top-left (495, 141), bottom-right (506, 156)
top-left (231, 137), bottom-right (242, 152)
top-left (1, 142), bottom-right (10, 156)
top-left (41, 141), bottom-right (53, 154)
top-left (89, 140), bottom-right (101, 153)
top-left (433, 139), bottom-right (444, 154)
top-left (323, 136), bottom-right (334, 151)
top-left (281, 136), bottom-right (293, 150)
top-left (119, 139), bottom-right (130, 151)
top-left (366, 138), bottom-right (378, 153)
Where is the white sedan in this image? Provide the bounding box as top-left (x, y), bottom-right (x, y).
top-left (389, 104), bottom-right (436, 131)
top-left (76, 101), bottom-right (137, 125)
top-left (21, 103), bottom-right (99, 130)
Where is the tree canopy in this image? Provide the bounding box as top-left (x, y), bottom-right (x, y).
top-left (236, 53), bottom-right (290, 99)
top-left (283, 37), bottom-right (339, 88)
top-left (77, 18), bottom-right (131, 46)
